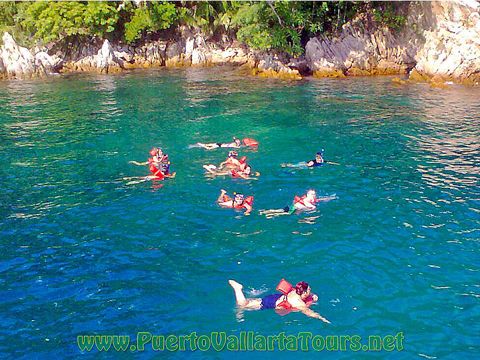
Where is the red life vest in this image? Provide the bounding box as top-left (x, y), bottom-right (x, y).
top-left (149, 164), bottom-right (165, 180)
top-left (275, 279), bottom-right (315, 309)
top-left (242, 138), bottom-right (258, 147)
top-left (294, 195), bottom-right (305, 205)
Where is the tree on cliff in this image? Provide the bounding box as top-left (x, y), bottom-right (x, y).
top-left (0, 1), bottom-right (408, 56)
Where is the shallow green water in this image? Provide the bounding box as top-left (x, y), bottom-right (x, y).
top-left (0, 68), bottom-right (479, 359)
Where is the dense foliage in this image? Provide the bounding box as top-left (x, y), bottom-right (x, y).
top-left (0, 1), bottom-right (408, 55)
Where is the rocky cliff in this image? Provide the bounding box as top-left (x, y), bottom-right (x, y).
top-left (1, 1), bottom-right (479, 85)
top-left (305, 0), bottom-right (480, 85)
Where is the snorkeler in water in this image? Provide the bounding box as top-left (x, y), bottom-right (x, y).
top-left (306, 151), bottom-right (325, 167)
top-left (217, 189), bottom-right (254, 215)
top-left (228, 279), bottom-right (330, 323)
top-left (259, 190), bottom-right (337, 218)
top-left (281, 149), bottom-right (339, 168)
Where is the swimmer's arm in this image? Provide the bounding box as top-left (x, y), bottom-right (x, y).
top-left (315, 195), bottom-right (337, 203)
top-left (243, 203), bottom-right (252, 216)
top-left (306, 161), bottom-right (314, 167)
top-left (218, 160), bottom-right (228, 169)
top-left (129, 161), bottom-right (149, 166)
top-left (301, 307), bottom-right (331, 323)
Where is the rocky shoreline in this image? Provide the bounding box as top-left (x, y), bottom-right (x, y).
top-left (1, 1), bottom-right (479, 86)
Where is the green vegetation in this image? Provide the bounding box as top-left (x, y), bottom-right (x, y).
top-left (0, 1), bottom-right (408, 55)
top-left (372, 1), bottom-right (407, 31)
top-left (124, 2), bottom-right (178, 43)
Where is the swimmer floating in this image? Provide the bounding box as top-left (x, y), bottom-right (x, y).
top-left (228, 279), bottom-right (330, 323)
top-left (281, 149), bottom-right (339, 168)
top-left (204, 152), bottom-right (259, 179)
top-left (217, 189), bottom-right (254, 216)
top-left (126, 147), bottom-right (176, 185)
top-left (259, 189), bottom-right (337, 218)
top-left (193, 136), bottom-right (259, 150)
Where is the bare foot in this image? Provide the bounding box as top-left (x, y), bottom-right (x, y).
top-left (228, 279), bottom-right (243, 291)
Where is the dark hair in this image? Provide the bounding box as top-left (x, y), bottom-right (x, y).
top-left (295, 281), bottom-right (309, 295)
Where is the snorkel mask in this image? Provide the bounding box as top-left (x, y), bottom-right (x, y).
top-left (233, 193), bottom-right (244, 202)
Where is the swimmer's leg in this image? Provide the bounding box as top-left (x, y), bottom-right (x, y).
top-left (228, 280), bottom-right (262, 309)
top-left (197, 143), bottom-right (219, 150)
top-left (124, 175), bottom-right (157, 186)
top-left (258, 209), bottom-right (284, 215)
top-left (203, 165), bottom-right (218, 174)
top-left (228, 280), bottom-right (248, 306)
top-left (259, 206), bottom-right (292, 216)
top-left (281, 162), bottom-right (307, 169)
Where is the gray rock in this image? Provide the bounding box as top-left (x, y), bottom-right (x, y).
top-left (96, 39), bottom-right (123, 72)
top-left (34, 51), bottom-right (63, 73)
top-left (1, 32), bottom-right (36, 78)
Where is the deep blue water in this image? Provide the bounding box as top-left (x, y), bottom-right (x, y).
top-left (0, 68), bottom-right (479, 359)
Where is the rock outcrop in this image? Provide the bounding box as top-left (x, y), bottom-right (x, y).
top-left (305, 16), bottom-right (419, 78)
top-left (95, 39), bottom-right (124, 73)
top-left (0, 32), bottom-right (36, 78)
top-left (0, 32), bottom-right (63, 78)
top-left (305, 0), bottom-right (480, 85)
top-left (34, 51), bottom-right (63, 74)
top-left (411, 0), bottom-right (480, 85)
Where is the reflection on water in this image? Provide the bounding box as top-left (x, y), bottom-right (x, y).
top-left (407, 88), bottom-right (480, 191)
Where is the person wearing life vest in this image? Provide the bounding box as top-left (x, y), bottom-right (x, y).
top-left (216, 189), bottom-right (254, 215)
top-left (195, 137), bottom-right (258, 150)
top-left (128, 146), bottom-right (175, 182)
top-left (196, 137), bottom-right (242, 150)
top-left (258, 190), bottom-right (337, 217)
top-left (228, 279), bottom-right (330, 323)
top-left (129, 147), bottom-right (168, 167)
top-left (293, 189), bottom-right (318, 211)
top-left (219, 151), bottom-right (241, 170)
top-left (230, 156), bottom-right (254, 179)
top-left (147, 147), bottom-right (175, 178)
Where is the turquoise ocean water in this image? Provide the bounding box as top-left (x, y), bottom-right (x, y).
top-left (0, 68), bottom-right (479, 359)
